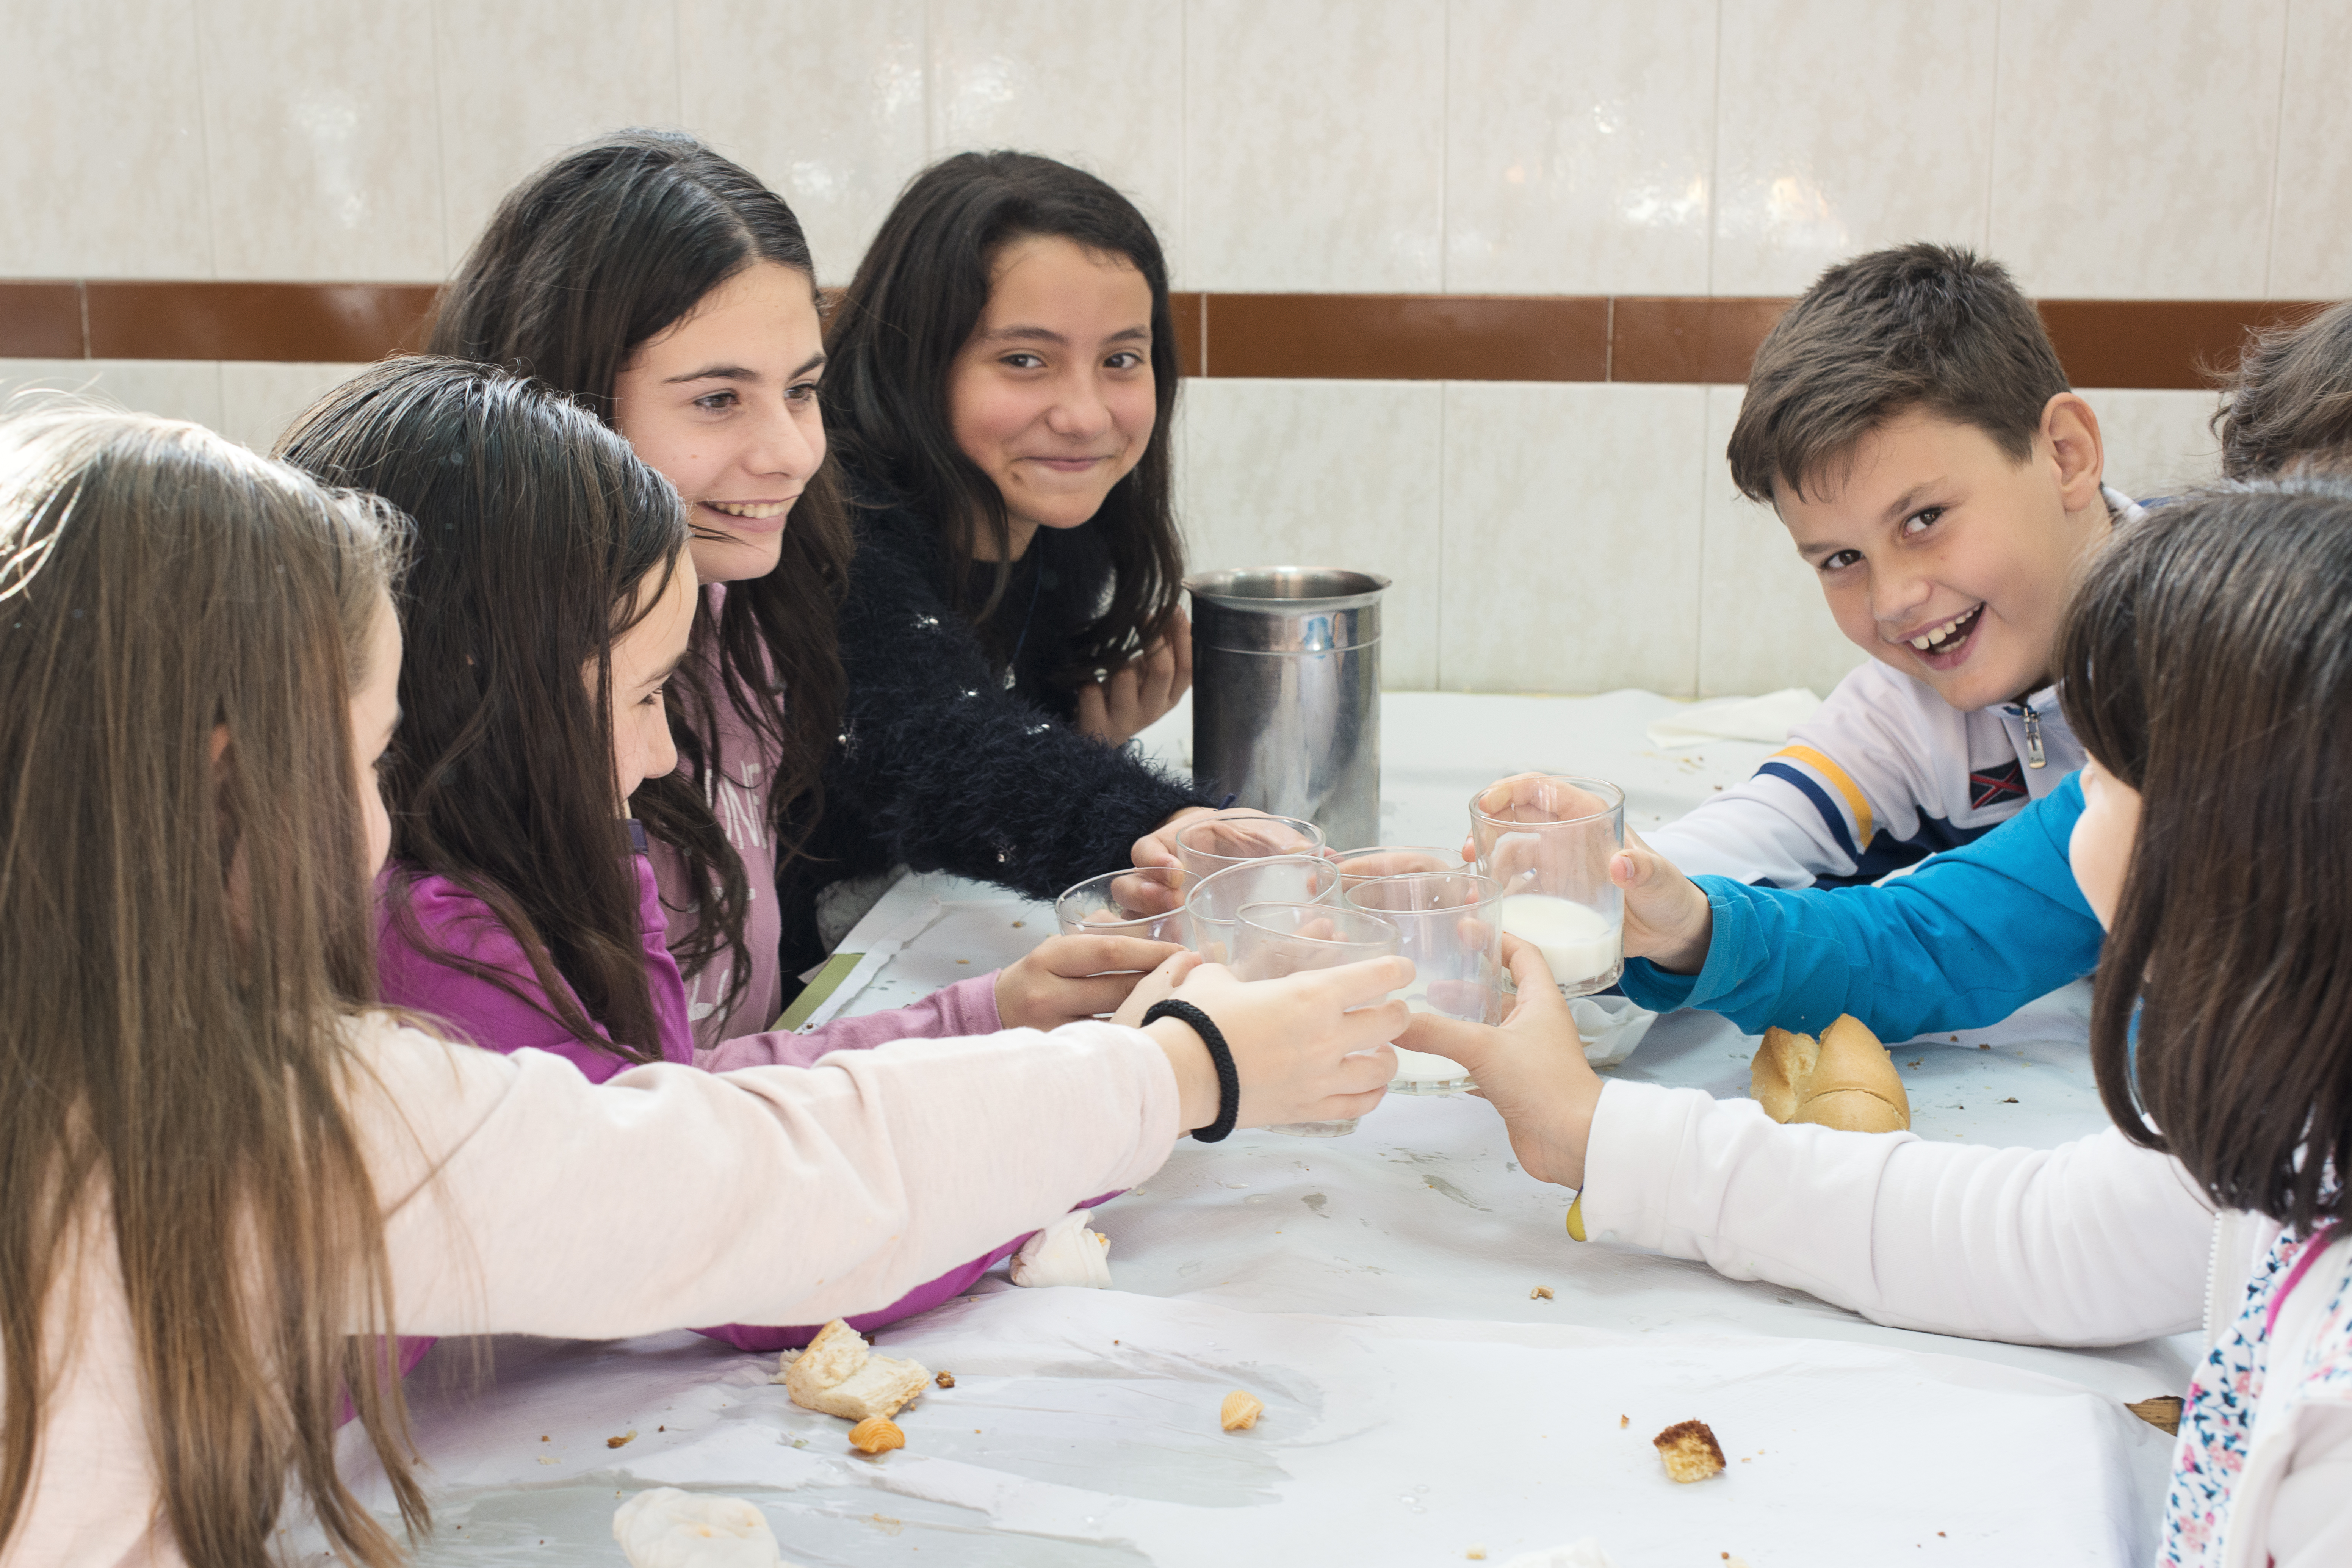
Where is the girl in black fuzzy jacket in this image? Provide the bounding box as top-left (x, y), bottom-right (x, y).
top-left (792, 152), bottom-right (1234, 973)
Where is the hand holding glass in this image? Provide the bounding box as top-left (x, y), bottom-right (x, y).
top-left (1343, 871), bottom-right (1503, 1094)
top-left (1231, 901), bottom-right (1402, 1138)
top-left (1468, 774), bottom-right (1625, 998)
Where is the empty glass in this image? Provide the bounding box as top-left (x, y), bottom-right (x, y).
top-left (1342, 871), bottom-right (1503, 1095)
top-left (1330, 844), bottom-right (1468, 892)
top-left (1183, 855), bottom-right (1340, 964)
top-left (1231, 901), bottom-right (1402, 1140)
top-left (1054, 866), bottom-right (1190, 944)
top-left (1174, 813), bottom-right (1328, 887)
top-left (1467, 774), bottom-right (1626, 998)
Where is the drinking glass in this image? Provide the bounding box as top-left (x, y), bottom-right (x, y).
top-left (1231, 901), bottom-right (1403, 1139)
top-left (1054, 866), bottom-right (1190, 944)
top-left (1183, 855), bottom-right (1340, 964)
top-left (1342, 871), bottom-right (1503, 1095)
top-left (1174, 814), bottom-right (1328, 887)
top-left (1467, 774), bottom-right (1626, 998)
top-left (1329, 844), bottom-right (1468, 893)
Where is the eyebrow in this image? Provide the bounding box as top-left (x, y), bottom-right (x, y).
top-left (979, 324), bottom-right (1151, 346)
top-left (661, 350), bottom-right (826, 385)
top-left (1878, 481), bottom-right (1944, 525)
top-left (636, 651), bottom-right (690, 690)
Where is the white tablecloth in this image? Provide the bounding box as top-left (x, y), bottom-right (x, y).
top-left (350, 691), bottom-right (2188, 1567)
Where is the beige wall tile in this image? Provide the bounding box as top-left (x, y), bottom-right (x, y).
top-left (217, 360), bottom-right (375, 453)
top-left (1184, 0), bottom-right (1445, 291)
top-left (435, 0), bottom-right (683, 270)
top-left (1712, 0), bottom-right (1995, 296)
top-left (680, 0), bottom-right (927, 286)
top-left (2084, 387), bottom-right (2224, 499)
top-left (1696, 385), bottom-right (1869, 698)
top-left (1444, 0), bottom-right (1715, 296)
top-left (1439, 382), bottom-right (1704, 695)
top-left (0, 0), bottom-right (211, 277)
top-left (2267, 0), bottom-right (2352, 298)
top-left (199, 0), bottom-right (445, 282)
top-left (1990, 0), bottom-right (2286, 299)
top-left (1178, 378), bottom-right (1443, 689)
top-left (926, 0), bottom-right (1185, 280)
top-left (0, 359), bottom-right (226, 432)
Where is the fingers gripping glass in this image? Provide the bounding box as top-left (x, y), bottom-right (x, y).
top-left (1342, 871), bottom-right (1503, 1095)
top-left (1230, 901), bottom-right (1402, 1139)
top-left (1467, 775), bottom-right (1626, 999)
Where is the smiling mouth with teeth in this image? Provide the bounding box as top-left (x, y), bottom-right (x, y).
top-left (1903, 603), bottom-right (1984, 654)
top-left (703, 499), bottom-right (793, 521)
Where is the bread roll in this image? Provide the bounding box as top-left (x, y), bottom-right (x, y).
top-left (1749, 1014), bottom-right (1908, 1133)
top-left (778, 1319), bottom-right (931, 1422)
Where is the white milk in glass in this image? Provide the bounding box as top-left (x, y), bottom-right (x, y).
top-left (1498, 893), bottom-right (1621, 990)
top-left (1389, 986), bottom-right (1474, 1089)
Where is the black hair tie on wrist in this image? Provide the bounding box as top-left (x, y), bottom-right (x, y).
top-left (1142, 999), bottom-right (1239, 1143)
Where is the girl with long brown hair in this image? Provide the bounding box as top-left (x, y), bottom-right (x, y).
top-left (277, 355), bottom-right (1204, 1351)
top-left (1408, 476), bottom-right (2352, 1563)
top-left (0, 403), bottom-right (1405, 1566)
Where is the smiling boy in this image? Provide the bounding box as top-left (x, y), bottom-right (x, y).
top-left (1646, 244), bottom-right (2142, 888)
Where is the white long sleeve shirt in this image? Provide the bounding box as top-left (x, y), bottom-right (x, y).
top-left (1578, 1079), bottom-right (2352, 1565)
top-left (7, 1012), bottom-right (1179, 1568)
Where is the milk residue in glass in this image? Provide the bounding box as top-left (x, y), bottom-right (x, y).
top-left (1390, 1046), bottom-right (1471, 1084)
top-left (1497, 893), bottom-right (1621, 987)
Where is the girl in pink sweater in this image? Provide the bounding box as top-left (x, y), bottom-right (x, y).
top-left (0, 404), bottom-right (1403, 1568)
top-left (279, 356), bottom-right (1181, 1349)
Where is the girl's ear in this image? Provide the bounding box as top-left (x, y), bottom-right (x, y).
top-left (210, 722), bottom-right (232, 768)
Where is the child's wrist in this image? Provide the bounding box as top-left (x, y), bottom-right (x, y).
top-left (1142, 1015), bottom-right (1218, 1129)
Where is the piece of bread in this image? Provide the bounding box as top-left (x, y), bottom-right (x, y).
top-left (779, 1319), bottom-right (931, 1422)
top-left (1750, 1014), bottom-right (1909, 1133)
top-left (1008, 1208), bottom-right (1113, 1288)
top-left (612, 1487), bottom-right (797, 1568)
top-left (1651, 1418), bottom-right (1726, 1483)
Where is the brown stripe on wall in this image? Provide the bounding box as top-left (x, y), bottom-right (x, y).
top-left (0, 279), bottom-right (2329, 389)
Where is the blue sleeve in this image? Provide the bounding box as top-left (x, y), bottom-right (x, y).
top-left (1621, 772), bottom-right (2104, 1040)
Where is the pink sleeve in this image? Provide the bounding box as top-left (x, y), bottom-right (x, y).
top-left (694, 973), bottom-right (1005, 1073)
top-left (376, 860), bottom-right (693, 1085)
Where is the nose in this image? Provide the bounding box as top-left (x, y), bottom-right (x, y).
top-left (748, 401), bottom-right (823, 482)
top-left (1043, 369), bottom-right (1113, 440)
top-left (1870, 560), bottom-right (1935, 629)
top-left (645, 713), bottom-right (680, 785)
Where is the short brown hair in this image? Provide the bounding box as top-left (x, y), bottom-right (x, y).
top-left (2214, 301), bottom-right (2352, 479)
top-left (1727, 243), bottom-right (2070, 503)
top-left (2061, 473), bottom-right (2352, 1234)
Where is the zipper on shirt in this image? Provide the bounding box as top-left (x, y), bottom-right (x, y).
top-left (2019, 703), bottom-right (2047, 769)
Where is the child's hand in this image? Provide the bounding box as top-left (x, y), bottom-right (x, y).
top-left (1135, 956), bottom-right (1409, 1132)
top-left (995, 934), bottom-right (1189, 1029)
top-left (1396, 936), bottom-right (1603, 1189)
top-left (1076, 606), bottom-right (1193, 747)
top-left (1613, 828), bottom-right (1713, 974)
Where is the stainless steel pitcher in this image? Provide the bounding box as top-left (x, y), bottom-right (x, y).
top-left (1186, 567), bottom-right (1389, 851)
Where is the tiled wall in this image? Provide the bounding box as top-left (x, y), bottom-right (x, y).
top-left (0, 0), bottom-right (2327, 694)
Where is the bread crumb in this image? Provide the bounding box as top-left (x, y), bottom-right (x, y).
top-left (935, 1370), bottom-right (955, 1388)
top-left (1654, 1418), bottom-right (1727, 1483)
top-left (606, 1430), bottom-right (636, 1449)
top-left (1530, 1285), bottom-right (1555, 1300)
top-left (2001, 1096), bottom-right (2018, 1103)
top-left (1220, 1390), bottom-right (1265, 1431)
top-left (1619, 1414), bottom-right (1629, 1428)
top-left (1978, 1042), bottom-right (1990, 1050)
top-left (538, 1435), bottom-right (549, 1443)
top-left (1467, 1551), bottom-right (1487, 1561)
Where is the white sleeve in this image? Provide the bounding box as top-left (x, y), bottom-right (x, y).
top-left (353, 1015), bottom-right (1179, 1339)
top-left (1641, 783), bottom-right (1844, 888)
top-left (1576, 1080), bottom-right (2214, 1346)
top-left (2269, 1408), bottom-right (2352, 1568)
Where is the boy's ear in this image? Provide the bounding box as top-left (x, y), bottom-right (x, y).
top-left (2040, 392), bottom-right (2106, 513)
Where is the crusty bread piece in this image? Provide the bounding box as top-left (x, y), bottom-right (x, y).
top-left (780, 1319), bottom-right (931, 1422)
top-left (1651, 1418), bottom-right (1726, 1483)
top-left (1750, 1014), bottom-right (1908, 1133)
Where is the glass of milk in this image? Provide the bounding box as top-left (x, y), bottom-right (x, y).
top-left (1468, 775), bottom-right (1626, 998)
top-left (1174, 813), bottom-right (1328, 888)
top-left (1182, 855), bottom-right (1341, 965)
top-left (1231, 901), bottom-right (1403, 1137)
top-left (1342, 871), bottom-right (1504, 1095)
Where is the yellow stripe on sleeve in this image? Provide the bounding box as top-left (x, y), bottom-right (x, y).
top-left (1772, 744), bottom-right (1875, 846)
top-left (1566, 1195), bottom-right (1586, 1242)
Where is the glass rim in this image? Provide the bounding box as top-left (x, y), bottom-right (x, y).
top-left (1173, 812), bottom-right (1329, 855)
top-left (1053, 865), bottom-right (1184, 921)
top-left (1340, 869), bottom-right (1501, 913)
top-left (1467, 774), bottom-right (1626, 831)
top-left (1183, 854), bottom-right (1342, 920)
top-left (1233, 900), bottom-right (1401, 946)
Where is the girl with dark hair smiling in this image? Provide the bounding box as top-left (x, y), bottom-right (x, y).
top-left (278, 355), bottom-right (1202, 1349)
top-left (1408, 476), bottom-right (2352, 1565)
top-left (811, 150), bottom-right (1233, 955)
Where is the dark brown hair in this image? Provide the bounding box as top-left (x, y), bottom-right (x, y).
top-left (825, 150), bottom-right (1185, 685)
top-left (2215, 302), bottom-right (2352, 480)
top-left (0, 407), bottom-right (418, 1564)
top-left (278, 357), bottom-right (693, 1059)
top-left (2064, 474), bottom-right (2352, 1233)
top-left (428, 128), bottom-right (847, 947)
top-left (1727, 243), bottom-right (2072, 504)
